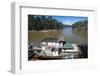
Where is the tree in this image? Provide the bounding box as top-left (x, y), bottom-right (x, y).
top-left (28, 15), bottom-right (64, 31)
top-left (72, 20), bottom-right (88, 31)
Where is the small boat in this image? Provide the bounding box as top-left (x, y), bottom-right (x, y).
top-left (31, 43), bottom-right (80, 60)
top-left (29, 37), bottom-right (80, 60)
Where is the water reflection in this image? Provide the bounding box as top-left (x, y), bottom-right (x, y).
top-left (58, 27), bottom-right (87, 44)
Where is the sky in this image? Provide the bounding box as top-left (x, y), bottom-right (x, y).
top-left (52, 16), bottom-right (88, 25)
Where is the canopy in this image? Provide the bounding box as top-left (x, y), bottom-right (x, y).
top-left (63, 43), bottom-right (73, 49)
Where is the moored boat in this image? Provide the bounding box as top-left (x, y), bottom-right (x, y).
top-left (29, 37), bottom-right (80, 60)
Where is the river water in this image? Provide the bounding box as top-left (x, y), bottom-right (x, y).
top-left (58, 27), bottom-right (87, 45)
top-left (28, 27), bottom-right (88, 45)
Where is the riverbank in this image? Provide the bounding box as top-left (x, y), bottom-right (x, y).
top-left (28, 29), bottom-right (58, 32)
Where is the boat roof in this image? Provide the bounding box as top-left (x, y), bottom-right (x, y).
top-left (63, 43), bottom-right (73, 49)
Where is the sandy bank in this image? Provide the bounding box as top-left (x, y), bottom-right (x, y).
top-left (29, 30), bottom-right (58, 32)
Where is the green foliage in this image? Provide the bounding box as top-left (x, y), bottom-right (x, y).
top-left (72, 20), bottom-right (88, 31)
top-left (28, 15), bottom-right (64, 31)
